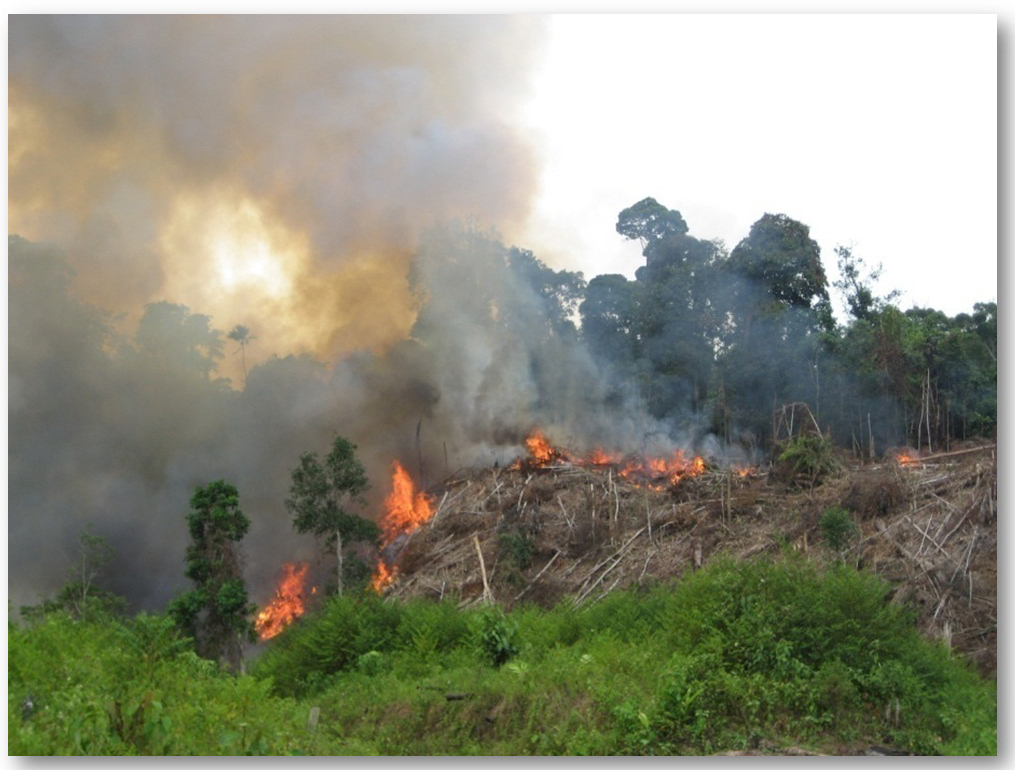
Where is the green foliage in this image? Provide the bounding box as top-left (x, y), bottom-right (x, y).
top-left (820, 506), bottom-right (859, 554)
top-left (10, 558), bottom-right (995, 755)
top-left (20, 527), bottom-right (127, 622)
top-left (776, 433), bottom-right (839, 487)
top-left (728, 213), bottom-right (829, 313)
top-left (498, 531), bottom-right (535, 573)
top-left (286, 436), bottom-right (377, 596)
top-left (616, 197), bottom-right (689, 244)
top-left (168, 481), bottom-right (255, 671)
top-left (475, 606), bottom-right (519, 667)
top-left (9, 610), bottom-right (307, 755)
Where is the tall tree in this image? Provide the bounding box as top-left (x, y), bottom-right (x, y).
top-left (135, 301), bottom-right (224, 380)
top-left (616, 196), bottom-right (689, 248)
top-left (832, 245), bottom-right (899, 323)
top-left (168, 481), bottom-right (255, 672)
top-left (606, 198), bottom-right (727, 421)
top-left (286, 436), bottom-right (378, 596)
top-left (227, 324), bottom-right (256, 387)
top-left (719, 213), bottom-right (833, 445)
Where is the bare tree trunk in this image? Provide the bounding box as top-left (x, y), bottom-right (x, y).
top-left (335, 529), bottom-right (344, 597)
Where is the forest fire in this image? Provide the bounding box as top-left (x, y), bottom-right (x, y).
top-left (893, 448), bottom-right (923, 467)
top-left (525, 429), bottom-right (561, 465)
top-left (255, 562), bottom-right (311, 641)
top-left (372, 461), bottom-right (435, 592)
top-left (515, 429), bottom-right (708, 488)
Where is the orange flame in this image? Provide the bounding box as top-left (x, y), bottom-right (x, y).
top-left (587, 448), bottom-right (616, 466)
top-left (371, 560), bottom-right (397, 593)
top-left (372, 461), bottom-right (434, 592)
top-left (525, 429), bottom-right (561, 466)
top-left (256, 562), bottom-right (310, 641)
top-left (379, 461), bottom-right (434, 546)
top-left (518, 429), bottom-right (710, 488)
top-left (893, 447), bottom-right (922, 467)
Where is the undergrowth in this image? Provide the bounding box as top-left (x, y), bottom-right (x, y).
top-left (9, 556), bottom-right (996, 755)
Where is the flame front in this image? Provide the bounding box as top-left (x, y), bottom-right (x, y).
top-left (893, 448), bottom-right (922, 467)
top-left (372, 460), bottom-right (434, 592)
top-left (370, 560), bottom-right (396, 593)
top-left (525, 429), bottom-right (560, 466)
top-left (516, 429), bottom-right (713, 489)
top-left (256, 561), bottom-right (310, 641)
top-left (380, 461), bottom-right (435, 545)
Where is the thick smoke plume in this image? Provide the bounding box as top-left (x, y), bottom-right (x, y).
top-left (10, 17), bottom-right (684, 613)
top-left (9, 15), bottom-right (544, 367)
top-left (8, 16), bottom-right (552, 610)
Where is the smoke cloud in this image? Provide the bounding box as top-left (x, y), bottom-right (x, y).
top-left (9, 17), bottom-right (722, 616)
top-left (9, 15), bottom-right (544, 367)
top-left (8, 15), bottom-right (553, 610)
top-left (9, 16), bottom-right (672, 615)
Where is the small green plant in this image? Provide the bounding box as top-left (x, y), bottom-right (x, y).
top-left (820, 506), bottom-right (858, 556)
top-left (776, 433), bottom-right (839, 487)
top-left (475, 606), bottom-right (519, 667)
top-left (498, 531), bottom-right (535, 572)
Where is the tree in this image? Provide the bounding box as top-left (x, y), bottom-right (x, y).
top-left (616, 197), bottom-right (689, 248)
top-left (718, 214), bottom-right (833, 445)
top-left (19, 527), bottom-right (127, 622)
top-left (832, 245), bottom-right (899, 323)
top-left (227, 324), bottom-right (256, 387)
top-left (580, 273), bottom-right (639, 368)
top-left (168, 481), bottom-right (255, 672)
top-left (286, 437), bottom-right (378, 596)
top-left (135, 301), bottom-right (224, 380)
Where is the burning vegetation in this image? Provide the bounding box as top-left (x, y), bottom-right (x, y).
top-left (364, 438), bottom-right (997, 678)
top-left (511, 428), bottom-right (709, 489)
top-left (371, 461), bottom-right (435, 592)
top-left (255, 562), bottom-right (312, 641)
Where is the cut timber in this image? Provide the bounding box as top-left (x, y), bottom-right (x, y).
top-left (919, 444), bottom-right (996, 462)
top-left (514, 550), bottom-right (560, 602)
top-left (473, 533), bottom-right (493, 604)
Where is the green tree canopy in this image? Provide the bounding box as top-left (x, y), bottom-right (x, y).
top-left (168, 480), bottom-right (255, 672)
top-left (135, 301), bottom-right (224, 379)
top-left (286, 436), bottom-right (378, 596)
top-left (616, 197), bottom-right (689, 247)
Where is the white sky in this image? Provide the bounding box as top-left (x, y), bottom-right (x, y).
top-left (519, 13), bottom-right (997, 320)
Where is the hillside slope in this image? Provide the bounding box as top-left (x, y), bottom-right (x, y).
top-left (381, 443), bottom-right (997, 677)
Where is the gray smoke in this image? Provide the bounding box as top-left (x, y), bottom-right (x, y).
top-left (8, 17), bottom-right (713, 615)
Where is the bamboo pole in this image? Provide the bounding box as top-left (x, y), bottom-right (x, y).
top-left (472, 533), bottom-right (493, 604)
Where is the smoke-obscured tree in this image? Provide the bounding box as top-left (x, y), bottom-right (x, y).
top-left (407, 221), bottom-right (599, 435)
top-left (718, 213), bottom-right (833, 445)
top-left (595, 198), bottom-right (727, 423)
top-left (19, 527), bottom-right (128, 622)
top-left (227, 324), bottom-right (256, 387)
top-left (832, 245), bottom-right (900, 323)
top-left (286, 436), bottom-right (378, 597)
top-left (941, 303), bottom-right (997, 439)
top-left (135, 301), bottom-right (225, 381)
top-left (580, 274), bottom-right (639, 370)
top-left (168, 481), bottom-right (255, 672)
top-left (635, 230), bottom-right (727, 418)
top-left (616, 196), bottom-right (689, 248)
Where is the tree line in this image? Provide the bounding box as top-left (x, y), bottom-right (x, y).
top-left (576, 197), bottom-right (996, 456)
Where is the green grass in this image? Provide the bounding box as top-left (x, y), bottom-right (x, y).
top-left (9, 555), bottom-right (996, 755)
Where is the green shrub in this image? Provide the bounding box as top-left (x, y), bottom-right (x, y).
top-left (820, 506), bottom-right (858, 554)
top-left (776, 433), bottom-right (839, 487)
top-left (474, 606), bottom-right (519, 667)
top-left (499, 531), bottom-right (536, 572)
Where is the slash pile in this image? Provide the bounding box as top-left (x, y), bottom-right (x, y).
top-left (379, 443), bottom-right (997, 678)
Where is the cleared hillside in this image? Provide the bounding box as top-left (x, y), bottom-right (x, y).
top-left (381, 442), bottom-right (997, 678)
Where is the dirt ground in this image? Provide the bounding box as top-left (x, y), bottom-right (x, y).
top-left (382, 441), bottom-right (997, 679)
